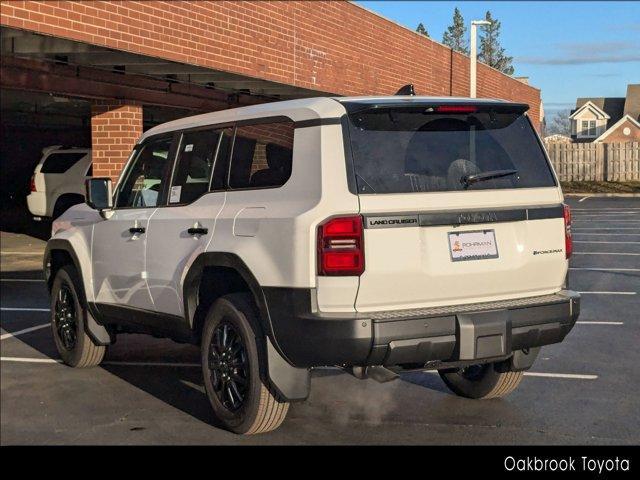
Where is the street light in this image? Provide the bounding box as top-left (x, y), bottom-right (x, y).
top-left (470, 20), bottom-right (491, 98)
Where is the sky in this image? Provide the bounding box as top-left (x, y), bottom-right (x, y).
top-left (357, 1), bottom-right (640, 118)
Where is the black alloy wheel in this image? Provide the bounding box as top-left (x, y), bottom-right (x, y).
top-left (53, 283), bottom-right (77, 351)
top-left (208, 321), bottom-right (249, 411)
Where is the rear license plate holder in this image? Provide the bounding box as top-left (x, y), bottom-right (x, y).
top-left (448, 229), bottom-right (499, 262)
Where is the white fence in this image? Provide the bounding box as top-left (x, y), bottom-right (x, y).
top-left (543, 141), bottom-right (640, 182)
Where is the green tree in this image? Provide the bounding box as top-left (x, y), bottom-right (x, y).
top-left (416, 22), bottom-right (429, 38)
top-left (442, 7), bottom-right (468, 55)
top-left (478, 11), bottom-right (514, 75)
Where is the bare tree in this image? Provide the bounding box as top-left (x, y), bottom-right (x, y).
top-left (546, 109), bottom-right (572, 136)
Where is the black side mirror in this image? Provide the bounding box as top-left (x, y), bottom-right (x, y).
top-left (85, 178), bottom-right (113, 211)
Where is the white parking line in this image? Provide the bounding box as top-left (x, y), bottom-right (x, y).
top-left (573, 252), bottom-right (640, 256)
top-left (578, 196), bottom-right (590, 202)
top-left (576, 321), bottom-right (624, 325)
top-left (0, 251), bottom-right (43, 255)
top-left (0, 279), bottom-right (45, 283)
top-left (422, 369), bottom-right (597, 380)
top-left (573, 217), bottom-right (638, 223)
top-left (523, 372), bottom-right (598, 380)
top-left (1, 307), bottom-right (50, 312)
top-left (571, 208), bottom-right (640, 211)
top-left (574, 241), bottom-right (639, 244)
top-left (103, 360), bottom-right (200, 368)
top-left (0, 324), bottom-right (49, 341)
top-left (1, 357), bottom-right (61, 364)
top-left (569, 268), bottom-right (640, 272)
top-left (0, 357), bottom-right (600, 380)
top-left (577, 291), bottom-right (636, 295)
top-left (0, 357), bottom-right (201, 368)
top-left (573, 228), bottom-right (640, 231)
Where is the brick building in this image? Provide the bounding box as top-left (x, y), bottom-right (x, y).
top-left (1, 1), bottom-right (541, 185)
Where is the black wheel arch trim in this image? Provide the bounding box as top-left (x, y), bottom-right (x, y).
top-left (44, 239), bottom-right (111, 346)
top-left (183, 251), bottom-right (310, 401)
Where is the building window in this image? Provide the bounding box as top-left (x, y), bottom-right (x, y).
top-left (580, 120), bottom-right (597, 137)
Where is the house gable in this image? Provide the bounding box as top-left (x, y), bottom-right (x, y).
top-left (570, 101), bottom-right (610, 141)
top-left (570, 101), bottom-right (610, 120)
top-left (595, 115), bottom-right (640, 143)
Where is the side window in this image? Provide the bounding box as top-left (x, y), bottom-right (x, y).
top-left (168, 127), bottom-right (232, 205)
top-left (228, 120), bottom-right (294, 189)
top-left (41, 152), bottom-right (88, 173)
top-left (115, 137), bottom-right (173, 208)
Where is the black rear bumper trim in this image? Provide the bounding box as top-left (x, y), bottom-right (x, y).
top-left (264, 288), bottom-right (580, 368)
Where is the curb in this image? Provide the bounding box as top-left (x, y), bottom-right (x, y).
top-left (565, 193), bottom-right (640, 198)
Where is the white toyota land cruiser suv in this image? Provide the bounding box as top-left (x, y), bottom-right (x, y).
top-left (45, 96), bottom-right (580, 434)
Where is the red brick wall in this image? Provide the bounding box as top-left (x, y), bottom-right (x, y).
top-left (90, 100), bottom-right (142, 181)
top-left (1, 1), bottom-right (540, 129)
top-left (601, 119), bottom-right (640, 143)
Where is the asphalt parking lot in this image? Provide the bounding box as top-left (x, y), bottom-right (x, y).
top-left (1, 196), bottom-right (639, 445)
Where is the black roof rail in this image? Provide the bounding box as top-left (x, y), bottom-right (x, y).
top-left (395, 84), bottom-right (415, 96)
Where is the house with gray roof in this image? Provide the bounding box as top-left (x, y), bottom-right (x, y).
top-left (569, 84), bottom-right (640, 143)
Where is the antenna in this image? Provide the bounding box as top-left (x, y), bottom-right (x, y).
top-left (395, 84), bottom-right (416, 96)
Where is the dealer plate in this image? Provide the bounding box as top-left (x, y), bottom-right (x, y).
top-left (448, 230), bottom-right (499, 262)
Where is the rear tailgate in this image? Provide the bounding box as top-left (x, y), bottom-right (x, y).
top-left (356, 189), bottom-right (566, 311)
top-left (342, 100), bottom-right (567, 312)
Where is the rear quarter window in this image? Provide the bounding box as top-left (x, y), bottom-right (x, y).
top-left (41, 152), bottom-right (88, 174)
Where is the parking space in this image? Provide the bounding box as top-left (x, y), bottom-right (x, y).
top-left (1, 198), bottom-right (639, 445)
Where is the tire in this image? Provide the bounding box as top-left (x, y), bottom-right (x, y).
top-left (201, 293), bottom-right (289, 434)
top-left (438, 362), bottom-right (523, 399)
top-left (50, 265), bottom-right (105, 368)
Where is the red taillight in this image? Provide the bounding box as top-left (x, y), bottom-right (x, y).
top-left (563, 203), bottom-right (572, 259)
top-left (30, 175), bottom-right (37, 192)
top-left (317, 215), bottom-right (364, 276)
top-left (435, 105), bottom-right (478, 113)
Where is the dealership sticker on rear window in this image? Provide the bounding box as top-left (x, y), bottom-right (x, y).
top-left (448, 230), bottom-right (499, 262)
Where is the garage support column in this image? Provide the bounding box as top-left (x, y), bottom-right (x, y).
top-left (90, 100), bottom-right (143, 183)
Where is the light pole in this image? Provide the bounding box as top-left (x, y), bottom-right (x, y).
top-left (470, 20), bottom-right (491, 98)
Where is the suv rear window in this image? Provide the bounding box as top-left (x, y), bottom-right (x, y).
top-left (41, 152), bottom-right (87, 174)
top-left (345, 106), bottom-right (555, 194)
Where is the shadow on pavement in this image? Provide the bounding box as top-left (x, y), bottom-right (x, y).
top-left (0, 205), bottom-right (51, 241)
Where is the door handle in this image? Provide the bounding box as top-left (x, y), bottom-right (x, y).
top-left (129, 226), bottom-right (146, 234)
top-left (188, 227), bottom-right (208, 235)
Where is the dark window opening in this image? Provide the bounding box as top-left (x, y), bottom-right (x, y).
top-left (169, 128), bottom-right (232, 205)
top-left (115, 137), bottom-right (173, 208)
top-left (41, 152), bottom-right (88, 174)
top-left (346, 107), bottom-right (555, 194)
top-left (228, 121), bottom-right (294, 189)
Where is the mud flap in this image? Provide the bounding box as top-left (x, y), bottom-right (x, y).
top-left (266, 337), bottom-right (310, 401)
top-left (86, 303), bottom-right (112, 345)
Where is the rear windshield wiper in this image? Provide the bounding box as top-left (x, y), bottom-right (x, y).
top-left (461, 169), bottom-right (518, 189)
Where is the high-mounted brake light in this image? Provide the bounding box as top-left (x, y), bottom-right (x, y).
top-left (563, 203), bottom-right (572, 259)
top-left (435, 105), bottom-right (478, 113)
top-left (30, 174), bottom-right (37, 192)
top-left (317, 216), bottom-right (364, 276)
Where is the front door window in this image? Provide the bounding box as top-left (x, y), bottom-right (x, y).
top-left (115, 137), bottom-right (173, 208)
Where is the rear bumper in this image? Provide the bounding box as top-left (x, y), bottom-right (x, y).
top-left (264, 289), bottom-right (580, 368)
